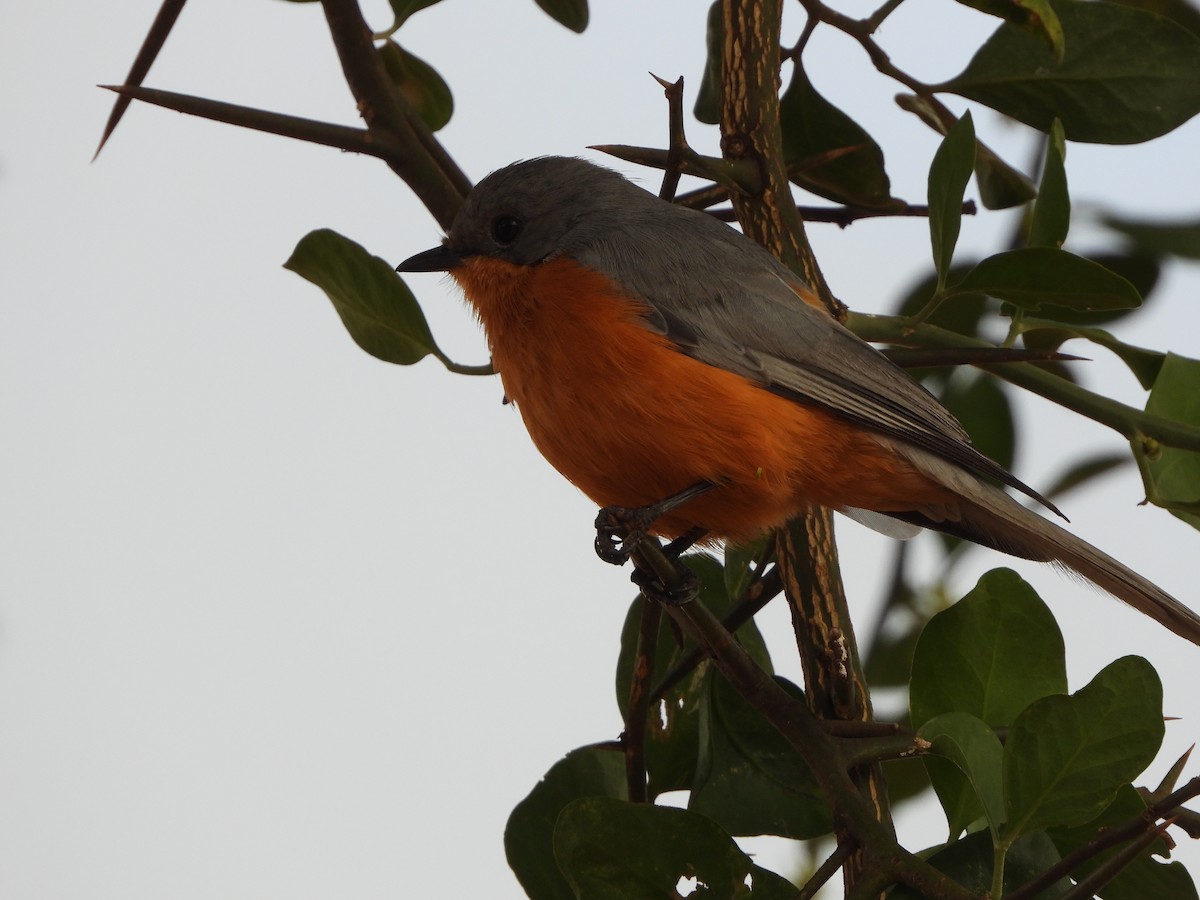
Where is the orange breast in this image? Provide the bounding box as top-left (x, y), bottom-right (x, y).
top-left (453, 256), bottom-right (954, 542)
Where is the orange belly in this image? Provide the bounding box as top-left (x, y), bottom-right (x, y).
top-left (453, 256), bottom-right (954, 542)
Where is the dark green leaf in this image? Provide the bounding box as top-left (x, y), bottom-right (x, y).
top-left (894, 264), bottom-right (990, 337)
top-left (1104, 215), bottom-right (1200, 259)
top-left (694, 2), bottom-right (723, 124)
top-left (1029, 119), bottom-right (1070, 248)
top-left (505, 746), bottom-right (627, 900)
top-left (690, 674), bottom-right (832, 839)
top-left (938, 0), bottom-right (1200, 144)
top-left (387, 0), bottom-right (443, 26)
top-left (1049, 784), bottom-right (1199, 900)
top-left (1004, 655), bottom-right (1164, 835)
top-left (284, 229), bottom-right (441, 365)
top-left (939, 372), bottom-right (1016, 472)
top-left (722, 536), bottom-right (769, 603)
top-left (896, 93), bottom-right (1036, 210)
top-left (919, 712), bottom-right (1006, 837)
top-left (554, 798), bottom-right (798, 899)
top-left (1108, 0), bottom-right (1200, 38)
top-left (911, 570), bottom-right (1066, 838)
top-left (378, 41), bottom-right (453, 131)
top-left (614, 554), bottom-right (770, 799)
top-left (890, 831), bottom-right (1070, 899)
top-left (1040, 452), bottom-right (1130, 501)
top-left (947, 248), bottom-right (1142, 312)
top-left (929, 112), bottom-right (977, 290)
top-left (1021, 319), bottom-right (1165, 388)
top-left (534, 0), bottom-right (588, 33)
top-left (954, 0), bottom-right (1065, 58)
top-left (615, 595), bottom-right (705, 799)
top-left (779, 62), bottom-right (898, 209)
top-left (974, 143), bottom-right (1040, 210)
top-left (910, 568), bottom-right (1067, 730)
top-left (1144, 353), bottom-right (1200, 528)
top-left (1028, 251), bottom-right (1161, 326)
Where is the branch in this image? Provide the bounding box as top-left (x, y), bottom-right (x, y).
top-left (1006, 776), bottom-right (1200, 900)
top-left (94, 0), bottom-right (188, 159)
top-left (320, 0), bottom-right (470, 230)
top-left (99, 85), bottom-right (399, 159)
top-left (632, 539), bottom-right (976, 900)
top-left (847, 312), bottom-right (1200, 454)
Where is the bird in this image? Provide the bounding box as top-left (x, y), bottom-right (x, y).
top-left (396, 155), bottom-right (1200, 645)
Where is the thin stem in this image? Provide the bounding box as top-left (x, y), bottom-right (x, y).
top-left (98, 85), bottom-right (400, 159)
top-left (1006, 776), bottom-right (1200, 900)
top-left (991, 840), bottom-right (1008, 900)
top-left (847, 312), bottom-right (1200, 454)
top-left (799, 841), bottom-right (859, 900)
top-left (622, 597), bottom-right (662, 803)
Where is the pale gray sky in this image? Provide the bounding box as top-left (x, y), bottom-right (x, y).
top-left (3, 1), bottom-right (1199, 897)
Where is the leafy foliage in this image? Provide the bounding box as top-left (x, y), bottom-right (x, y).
top-left (105, 0), bottom-right (1200, 895)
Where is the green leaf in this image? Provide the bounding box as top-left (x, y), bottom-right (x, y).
top-left (534, 0), bottom-right (588, 33)
top-left (1020, 319), bottom-right (1165, 388)
top-left (505, 746), bottom-right (627, 900)
top-left (1040, 452), bottom-right (1130, 501)
top-left (1109, 0), bottom-right (1200, 38)
top-left (919, 712), bottom-right (1006, 838)
top-left (894, 263), bottom-right (990, 337)
top-left (387, 0), bottom-right (443, 27)
top-left (939, 372), bottom-right (1016, 472)
top-left (378, 40), bottom-right (453, 131)
top-left (953, 0), bottom-right (1065, 58)
top-left (896, 93), bottom-right (1036, 210)
top-left (722, 536), bottom-right (769, 603)
top-left (1104, 215), bottom-right (1200, 259)
top-left (1049, 784), bottom-right (1198, 900)
top-left (890, 830), bottom-right (1071, 899)
top-left (910, 568), bottom-right (1067, 730)
top-left (929, 112), bottom-right (977, 290)
top-left (694, 2), bottom-right (723, 125)
top-left (938, 0), bottom-right (1200, 144)
top-left (690, 674), bottom-right (832, 839)
top-left (779, 62), bottom-right (898, 209)
top-left (1020, 250), bottom-right (1161, 326)
top-left (974, 143), bottom-right (1040, 210)
top-left (1144, 352), bottom-right (1200, 527)
top-left (911, 570), bottom-right (1066, 838)
top-left (614, 554), bottom-right (770, 799)
top-left (284, 229), bottom-right (442, 365)
top-left (1004, 655), bottom-right (1164, 835)
top-left (1029, 119), bottom-right (1070, 248)
top-left (554, 798), bottom-right (797, 899)
top-left (947, 248), bottom-right (1142, 312)
top-left (615, 596), bottom-right (705, 799)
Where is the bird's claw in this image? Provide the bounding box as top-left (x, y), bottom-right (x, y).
top-left (594, 504), bottom-right (651, 565)
top-left (631, 564), bottom-right (701, 606)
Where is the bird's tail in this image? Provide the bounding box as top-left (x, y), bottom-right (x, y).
top-left (925, 478), bottom-right (1200, 646)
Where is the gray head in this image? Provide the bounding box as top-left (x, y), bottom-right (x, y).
top-left (396, 157), bottom-right (656, 272)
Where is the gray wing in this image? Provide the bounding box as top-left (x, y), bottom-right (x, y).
top-left (573, 208), bottom-right (1059, 515)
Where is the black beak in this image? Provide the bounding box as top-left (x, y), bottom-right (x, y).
top-left (396, 244), bottom-right (464, 273)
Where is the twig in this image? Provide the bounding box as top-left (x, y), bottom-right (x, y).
top-left (652, 74), bottom-right (688, 202)
top-left (98, 85), bottom-right (400, 159)
top-left (94, 0), bottom-right (188, 159)
top-left (1006, 776), bottom-right (1200, 900)
top-left (622, 596), bottom-right (662, 804)
top-left (633, 538), bottom-right (977, 900)
top-left (649, 566), bottom-right (782, 703)
top-left (848, 312), bottom-right (1200, 454)
top-left (320, 0), bottom-right (470, 229)
top-left (799, 840), bottom-right (860, 900)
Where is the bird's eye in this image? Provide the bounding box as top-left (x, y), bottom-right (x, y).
top-left (491, 215), bottom-right (523, 246)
